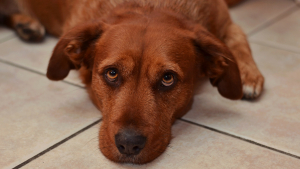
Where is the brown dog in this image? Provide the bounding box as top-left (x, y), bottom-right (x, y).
top-left (1, 0), bottom-right (264, 164)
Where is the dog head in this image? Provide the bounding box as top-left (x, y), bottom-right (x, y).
top-left (47, 7), bottom-right (242, 164)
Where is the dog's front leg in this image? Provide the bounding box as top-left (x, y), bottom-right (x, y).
top-left (4, 13), bottom-right (45, 42)
top-left (223, 23), bottom-right (264, 99)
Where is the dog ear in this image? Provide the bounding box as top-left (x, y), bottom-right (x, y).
top-left (193, 26), bottom-right (243, 100)
top-left (47, 21), bottom-right (108, 80)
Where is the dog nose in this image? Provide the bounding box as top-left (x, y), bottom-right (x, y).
top-left (115, 129), bottom-right (146, 155)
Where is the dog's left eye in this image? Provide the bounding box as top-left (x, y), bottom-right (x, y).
top-left (161, 73), bottom-right (174, 87)
top-left (105, 68), bottom-right (118, 82)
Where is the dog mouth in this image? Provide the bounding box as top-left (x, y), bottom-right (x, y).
top-left (114, 144), bottom-right (166, 164)
top-left (116, 153), bottom-right (145, 164)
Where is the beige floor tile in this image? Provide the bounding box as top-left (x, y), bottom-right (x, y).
top-left (0, 63), bottom-right (101, 168)
top-left (0, 36), bottom-right (83, 86)
top-left (250, 9), bottom-right (300, 53)
top-left (0, 27), bottom-right (15, 42)
top-left (23, 121), bottom-right (300, 169)
top-left (230, 0), bottom-right (296, 34)
top-left (183, 43), bottom-right (300, 156)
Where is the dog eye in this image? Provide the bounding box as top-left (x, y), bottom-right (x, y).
top-left (105, 68), bottom-right (118, 82)
top-left (161, 73), bottom-right (174, 87)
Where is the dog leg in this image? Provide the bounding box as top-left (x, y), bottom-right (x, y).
top-left (223, 23), bottom-right (264, 99)
top-left (4, 13), bottom-right (45, 42)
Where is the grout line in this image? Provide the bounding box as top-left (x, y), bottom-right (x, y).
top-left (0, 58), bottom-right (85, 89)
top-left (248, 5), bottom-right (299, 37)
top-left (250, 40), bottom-right (300, 55)
top-left (179, 118), bottom-right (300, 160)
top-left (13, 119), bottom-right (102, 169)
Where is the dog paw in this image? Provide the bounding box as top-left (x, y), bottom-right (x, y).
top-left (15, 21), bottom-right (45, 42)
top-left (241, 67), bottom-right (264, 100)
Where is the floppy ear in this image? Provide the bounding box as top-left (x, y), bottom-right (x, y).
top-left (47, 21), bottom-right (107, 80)
top-left (193, 26), bottom-right (243, 100)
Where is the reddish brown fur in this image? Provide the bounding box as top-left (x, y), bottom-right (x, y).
top-left (0, 0), bottom-right (263, 164)
top-left (225, 0), bottom-right (245, 7)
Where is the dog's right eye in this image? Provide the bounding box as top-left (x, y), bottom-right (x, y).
top-left (162, 74), bottom-right (174, 87)
top-left (105, 68), bottom-right (119, 82)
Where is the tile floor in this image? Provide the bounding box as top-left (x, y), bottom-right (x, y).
top-left (1, 0), bottom-right (300, 168)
